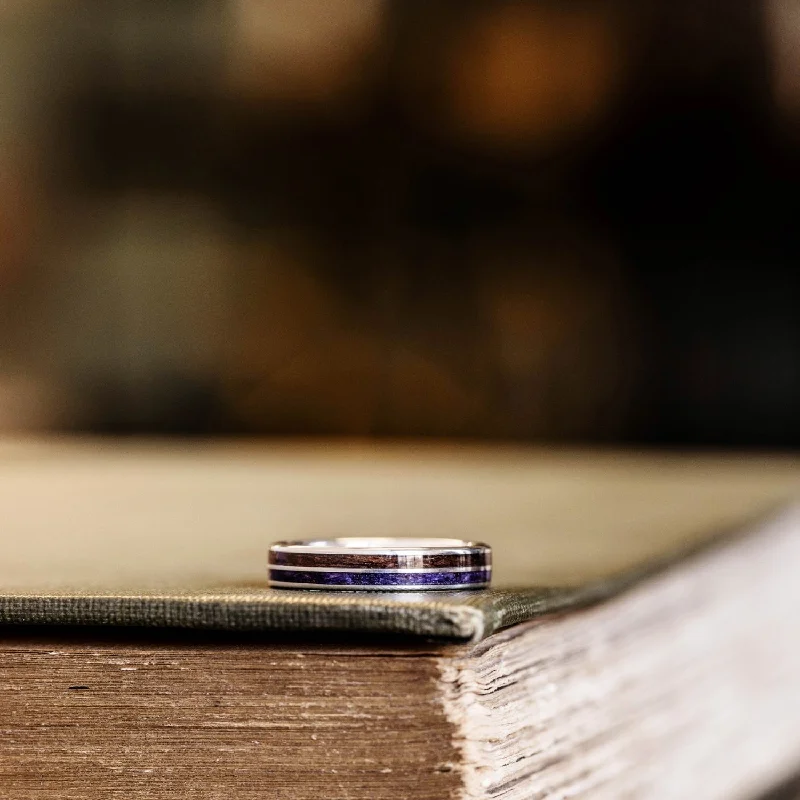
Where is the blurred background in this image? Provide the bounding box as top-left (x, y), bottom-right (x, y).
top-left (0, 0), bottom-right (797, 446)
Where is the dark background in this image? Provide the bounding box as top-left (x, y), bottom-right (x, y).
top-left (0, 0), bottom-right (797, 446)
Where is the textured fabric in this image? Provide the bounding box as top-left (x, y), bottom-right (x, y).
top-left (0, 439), bottom-right (797, 641)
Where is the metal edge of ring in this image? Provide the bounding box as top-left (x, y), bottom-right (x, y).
top-left (266, 580), bottom-right (492, 591)
top-left (267, 564), bottom-right (492, 574)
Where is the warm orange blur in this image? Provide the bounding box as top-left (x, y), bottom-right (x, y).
top-left (0, 0), bottom-right (797, 446)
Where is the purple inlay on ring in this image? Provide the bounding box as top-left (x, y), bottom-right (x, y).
top-left (268, 569), bottom-right (490, 587)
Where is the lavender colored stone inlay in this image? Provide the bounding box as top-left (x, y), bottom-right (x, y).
top-left (269, 569), bottom-right (490, 587)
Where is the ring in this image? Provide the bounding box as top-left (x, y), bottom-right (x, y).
top-left (268, 538), bottom-right (492, 591)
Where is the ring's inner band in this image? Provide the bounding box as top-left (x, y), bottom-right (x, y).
top-left (273, 537), bottom-right (484, 552)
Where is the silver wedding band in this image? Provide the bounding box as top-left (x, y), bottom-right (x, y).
top-left (268, 538), bottom-right (492, 591)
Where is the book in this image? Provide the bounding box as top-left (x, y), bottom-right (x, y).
top-left (0, 438), bottom-right (798, 798)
